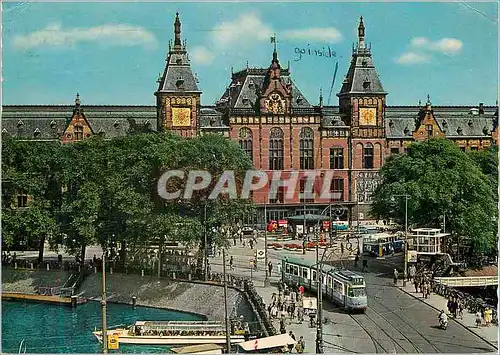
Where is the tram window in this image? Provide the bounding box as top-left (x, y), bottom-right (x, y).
top-left (302, 268), bottom-right (309, 279)
top-left (285, 264), bottom-right (290, 274)
top-left (292, 266), bottom-right (299, 276)
top-left (351, 278), bottom-right (364, 286)
top-left (349, 288), bottom-right (366, 297)
top-left (312, 271), bottom-right (317, 281)
top-left (327, 276), bottom-right (332, 288)
top-left (333, 280), bottom-right (343, 293)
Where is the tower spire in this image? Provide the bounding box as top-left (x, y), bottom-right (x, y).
top-left (358, 16), bottom-right (365, 49)
top-left (174, 12), bottom-right (182, 48)
top-left (271, 34), bottom-right (278, 63)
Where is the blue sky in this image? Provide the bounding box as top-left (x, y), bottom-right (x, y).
top-left (2, 2), bottom-right (498, 106)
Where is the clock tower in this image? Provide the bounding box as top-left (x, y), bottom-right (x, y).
top-left (337, 17), bottom-right (387, 216)
top-left (155, 13), bottom-right (201, 137)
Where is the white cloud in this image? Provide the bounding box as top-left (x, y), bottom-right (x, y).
top-left (282, 28), bottom-right (342, 43)
top-left (410, 36), bottom-right (463, 54)
top-left (191, 46), bottom-right (215, 65)
top-left (211, 13), bottom-right (273, 48)
top-left (13, 23), bottom-right (158, 50)
top-left (395, 52), bottom-right (431, 65)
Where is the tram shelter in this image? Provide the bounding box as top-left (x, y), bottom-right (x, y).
top-left (287, 214), bottom-right (330, 237)
top-left (408, 228), bottom-right (450, 256)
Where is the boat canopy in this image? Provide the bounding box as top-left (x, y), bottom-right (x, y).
top-left (133, 321), bottom-right (226, 332)
top-left (237, 334), bottom-right (296, 351)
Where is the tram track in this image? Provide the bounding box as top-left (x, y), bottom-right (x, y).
top-left (348, 312), bottom-right (392, 353)
top-left (368, 290), bottom-right (441, 353)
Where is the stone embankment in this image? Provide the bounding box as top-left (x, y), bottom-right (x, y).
top-left (79, 273), bottom-right (254, 322)
top-left (2, 267), bottom-right (70, 293)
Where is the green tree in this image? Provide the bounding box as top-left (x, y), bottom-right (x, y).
top-left (371, 138), bottom-right (497, 258)
top-left (1, 138), bottom-right (64, 261)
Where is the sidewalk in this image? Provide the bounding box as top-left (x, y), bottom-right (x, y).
top-left (398, 282), bottom-right (498, 348)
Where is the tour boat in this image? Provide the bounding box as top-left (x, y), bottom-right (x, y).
top-left (92, 320), bottom-right (246, 346)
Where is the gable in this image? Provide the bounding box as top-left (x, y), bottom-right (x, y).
top-left (412, 109), bottom-right (444, 141)
top-left (61, 111), bottom-right (94, 143)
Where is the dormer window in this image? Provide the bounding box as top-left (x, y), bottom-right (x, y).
top-left (242, 96), bottom-right (249, 105)
top-left (403, 126), bottom-right (410, 135)
top-left (248, 80), bottom-right (254, 88)
top-left (17, 120), bottom-right (24, 127)
top-left (210, 117), bottom-right (216, 127)
top-left (388, 120), bottom-right (394, 127)
top-left (296, 95), bottom-right (304, 105)
top-left (468, 120), bottom-right (473, 126)
top-left (98, 128), bottom-right (106, 138)
top-left (33, 128), bottom-right (41, 138)
top-left (50, 120), bottom-right (57, 129)
top-left (442, 120), bottom-right (447, 128)
top-left (483, 126), bottom-right (489, 135)
top-left (362, 60), bottom-right (368, 67)
top-left (113, 121), bottom-right (120, 129)
top-left (176, 58), bottom-right (182, 65)
top-left (457, 126), bottom-right (463, 135)
top-left (176, 78), bottom-right (184, 89)
top-left (144, 120), bottom-right (151, 128)
top-left (363, 80), bottom-right (371, 89)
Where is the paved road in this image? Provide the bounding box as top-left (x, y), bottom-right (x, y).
top-left (211, 237), bottom-right (497, 353)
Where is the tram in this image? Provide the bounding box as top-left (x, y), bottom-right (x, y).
top-left (363, 233), bottom-right (404, 257)
top-left (281, 258), bottom-right (367, 312)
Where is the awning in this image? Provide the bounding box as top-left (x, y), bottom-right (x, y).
top-left (171, 344), bottom-right (223, 354)
top-left (287, 214), bottom-right (330, 222)
top-left (237, 334), bottom-right (296, 351)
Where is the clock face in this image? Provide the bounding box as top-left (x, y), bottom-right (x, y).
top-left (171, 107), bottom-right (191, 127)
top-left (359, 107), bottom-right (377, 126)
top-left (265, 93), bottom-right (285, 114)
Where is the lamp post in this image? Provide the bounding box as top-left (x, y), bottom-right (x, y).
top-left (264, 201), bottom-right (270, 287)
top-left (302, 201), bottom-right (306, 255)
top-left (204, 202), bottom-right (208, 281)
top-left (222, 246), bottom-right (231, 353)
top-left (101, 252), bottom-right (108, 353)
top-left (392, 194), bottom-right (411, 286)
top-left (315, 229), bottom-right (323, 354)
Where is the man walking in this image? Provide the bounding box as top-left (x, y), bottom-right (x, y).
top-left (268, 261), bottom-right (273, 276)
top-left (229, 256), bottom-right (234, 271)
top-left (393, 269), bottom-right (399, 286)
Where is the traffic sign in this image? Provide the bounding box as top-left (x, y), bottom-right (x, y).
top-left (256, 249), bottom-right (265, 260)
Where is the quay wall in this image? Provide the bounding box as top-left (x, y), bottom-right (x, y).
top-left (80, 273), bottom-right (254, 322)
top-left (2, 267), bottom-right (255, 323)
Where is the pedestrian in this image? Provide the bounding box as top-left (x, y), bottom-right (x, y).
top-left (268, 261), bottom-right (273, 276)
top-left (297, 306), bottom-right (304, 323)
top-left (426, 281), bottom-right (431, 299)
top-left (458, 300), bottom-right (464, 319)
top-left (414, 278), bottom-right (419, 293)
top-left (393, 269), bottom-right (399, 286)
top-left (229, 256), bottom-right (234, 271)
top-left (362, 259), bottom-right (368, 272)
top-left (239, 233), bottom-right (243, 244)
top-left (476, 311), bottom-right (482, 328)
top-left (447, 297), bottom-right (453, 315)
top-left (421, 282), bottom-right (427, 298)
top-left (249, 239), bottom-right (254, 249)
top-left (288, 331), bottom-right (296, 352)
top-left (298, 285), bottom-right (305, 295)
top-left (280, 317), bottom-right (286, 334)
top-left (354, 253), bottom-right (359, 267)
top-left (297, 336), bottom-right (306, 353)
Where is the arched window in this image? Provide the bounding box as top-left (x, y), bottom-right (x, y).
top-left (363, 143), bottom-right (374, 169)
top-left (299, 127), bottom-right (314, 170)
top-left (238, 127), bottom-right (253, 162)
top-left (269, 127), bottom-right (284, 170)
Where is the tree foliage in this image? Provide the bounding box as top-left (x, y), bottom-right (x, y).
top-left (371, 138), bottom-right (497, 255)
top-left (2, 132), bottom-right (254, 262)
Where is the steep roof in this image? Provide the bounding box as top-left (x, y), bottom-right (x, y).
top-left (217, 66), bottom-right (313, 113)
top-left (2, 104), bottom-right (157, 140)
top-left (156, 13), bottom-right (200, 94)
top-left (338, 17), bottom-right (386, 97)
top-left (385, 105), bottom-right (497, 139)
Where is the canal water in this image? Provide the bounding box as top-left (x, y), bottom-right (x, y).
top-left (2, 300), bottom-right (203, 353)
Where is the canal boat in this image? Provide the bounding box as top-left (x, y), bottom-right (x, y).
top-left (92, 320), bottom-right (246, 346)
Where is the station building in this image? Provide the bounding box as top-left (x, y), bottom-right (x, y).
top-left (2, 14), bottom-right (498, 225)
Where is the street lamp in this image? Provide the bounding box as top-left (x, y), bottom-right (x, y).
top-left (204, 202), bottom-right (208, 281)
top-left (392, 194), bottom-right (411, 287)
top-left (264, 201), bottom-right (270, 287)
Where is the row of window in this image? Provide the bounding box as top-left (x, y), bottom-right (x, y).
top-left (268, 178), bottom-right (344, 203)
